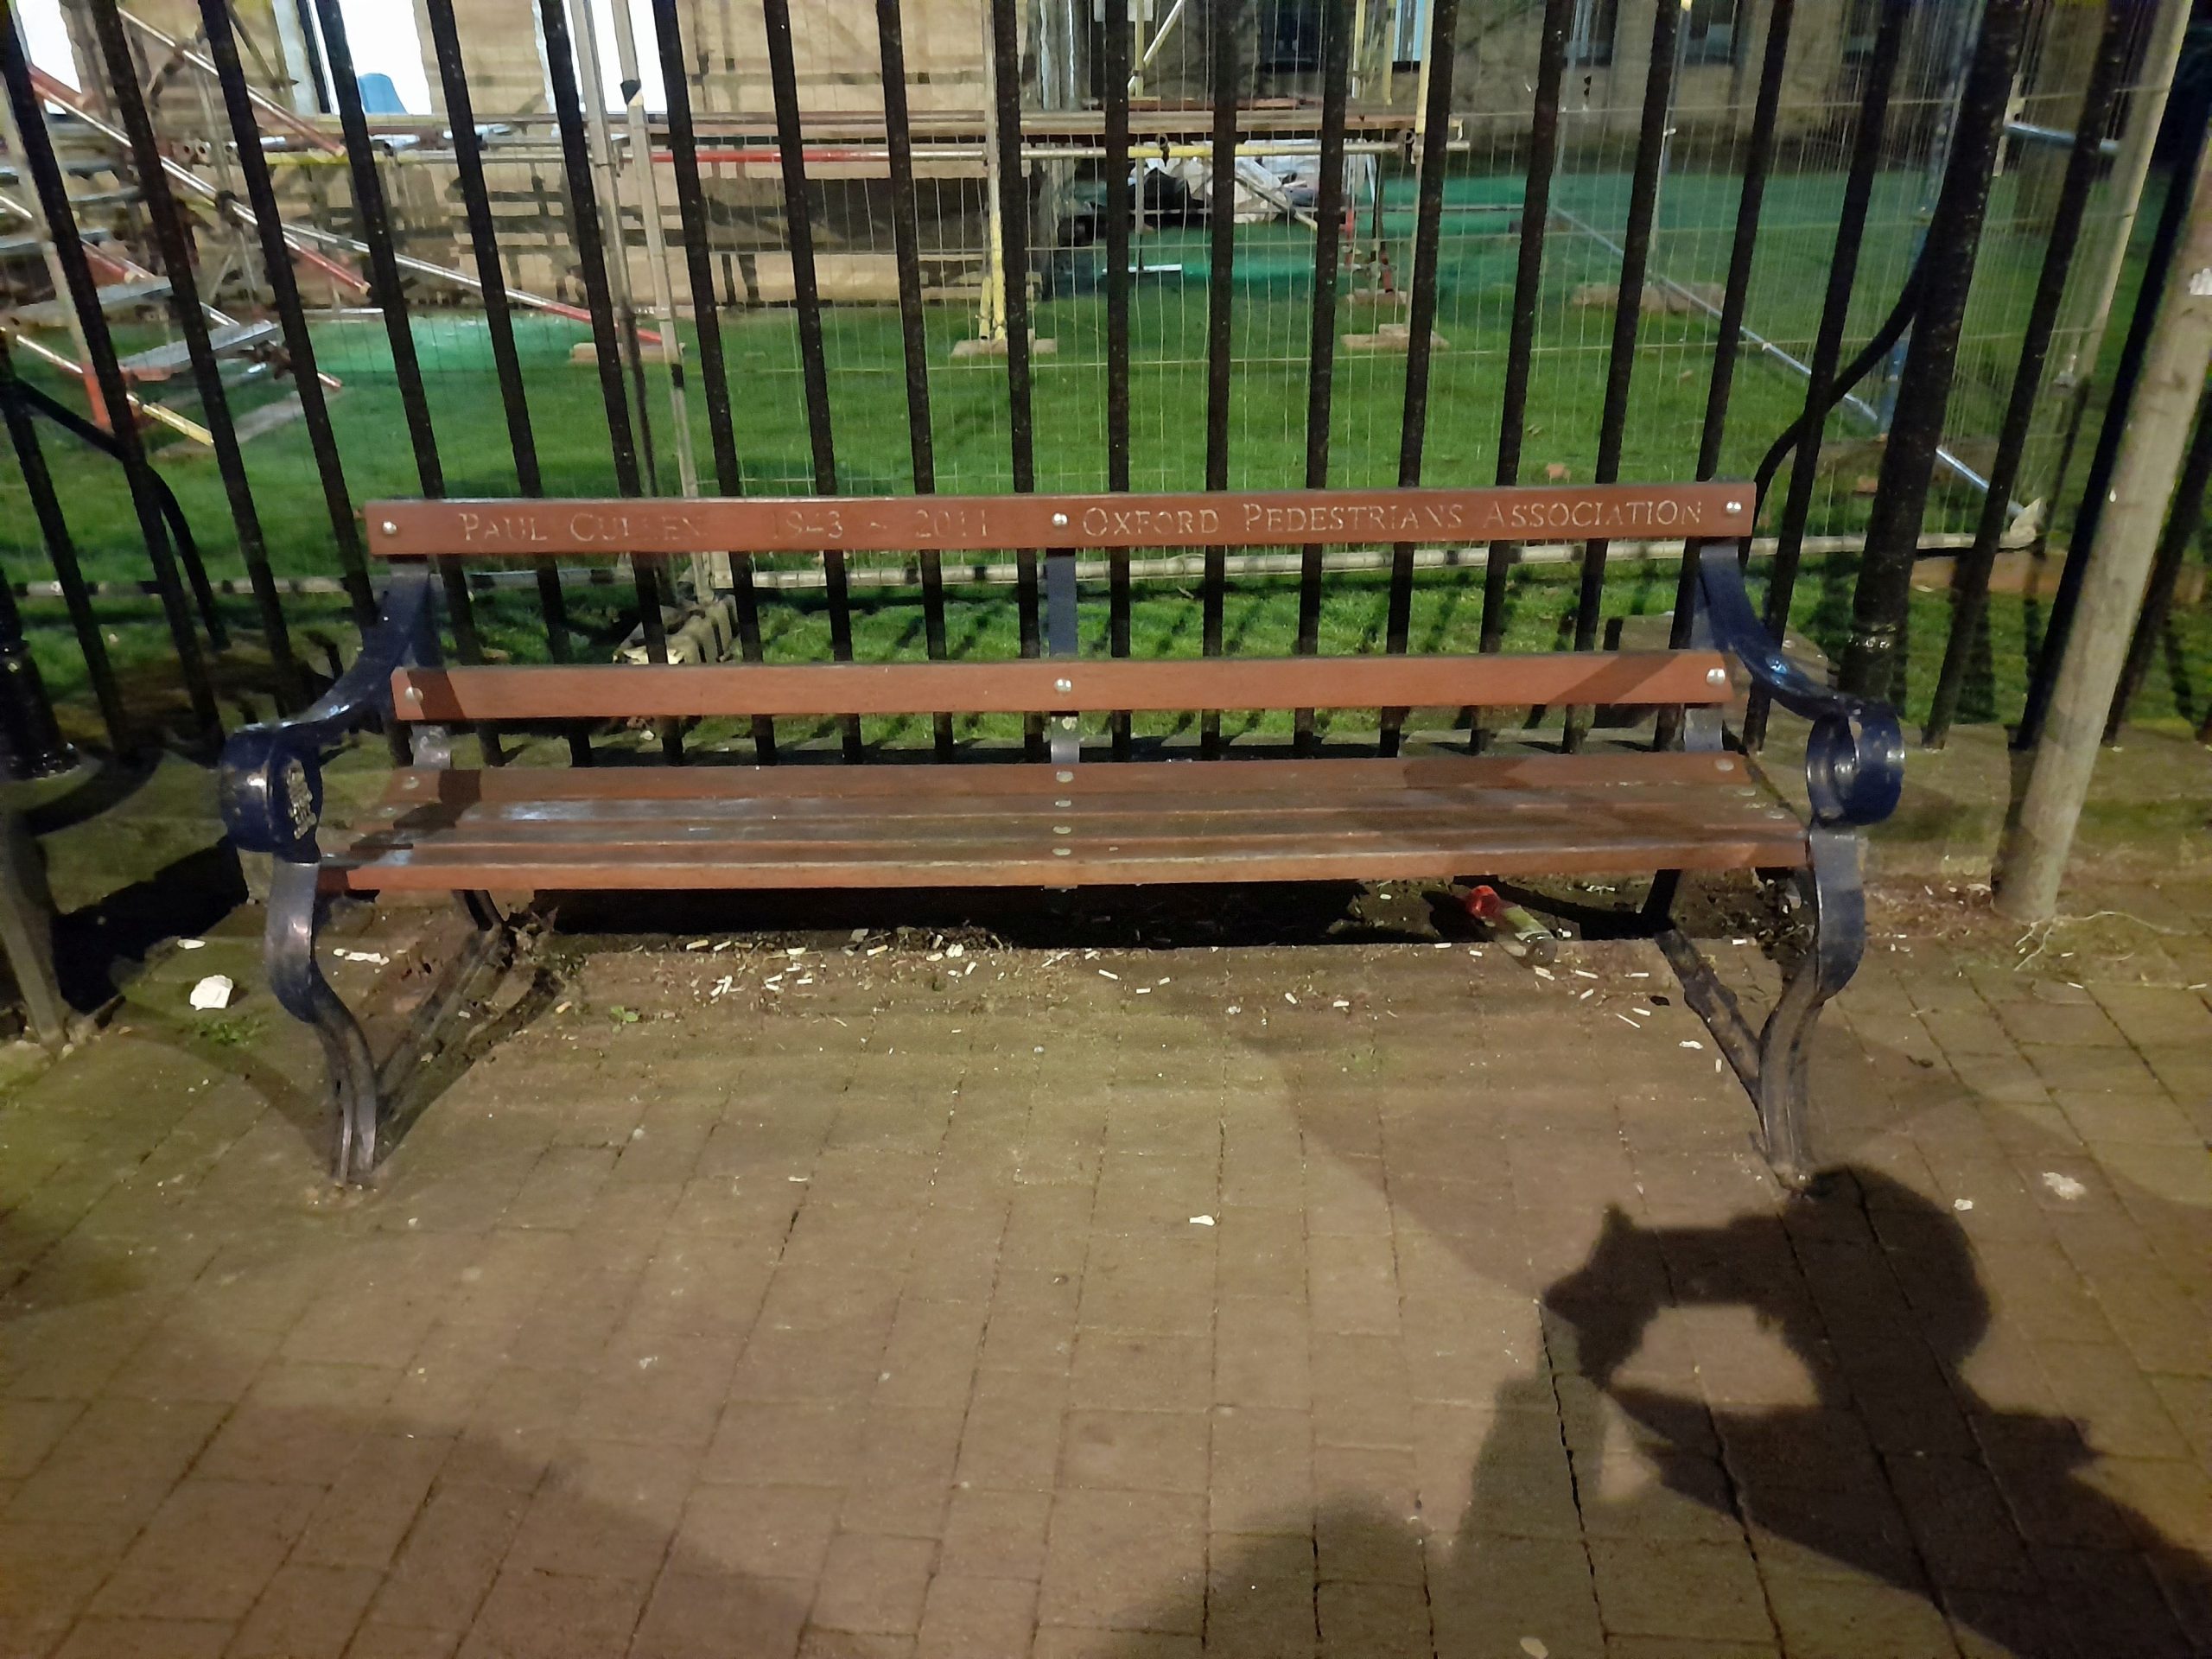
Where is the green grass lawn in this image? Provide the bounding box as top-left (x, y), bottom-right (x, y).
top-left (4, 162), bottom-right (2207, 747)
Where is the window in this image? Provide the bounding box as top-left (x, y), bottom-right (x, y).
top-left (1391, 0), bottom-right (1430, 67)
top-left (1842, 0), bottom-right (1883, 61)
top-left (1566, 0), bottom-right (1617, 67)
top-left (15, 0), bottom-right (80, 89)
top-left (302, 0), bottom-right (433, 116)
top-left (1683, 0), bottom-right (1740, 66)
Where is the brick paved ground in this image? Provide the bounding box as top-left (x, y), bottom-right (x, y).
top-left (2, 877), bottom-right (2209, 1658)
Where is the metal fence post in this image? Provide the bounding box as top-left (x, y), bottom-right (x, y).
top-left (1840, 0), bottom-right (2029, 703)
top-left (1923, 0), bottom-right (2133, 747)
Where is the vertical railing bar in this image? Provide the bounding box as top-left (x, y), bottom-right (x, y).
top-left (874, 0), bottom-right (952, 762)
top-left (1924, 0), bottom-right (2131, 747)
top-left (1292, 0), bottom-right (1351, 759)
top-left (2017, 90), bottom-right (2209, 748)
top-left (988, 0), bottom-right (1043, 760)
top-left (652, 0), bottom-right (776, 764)
top-left (0, 16), bottom-right (219, 746)
top-left (1742, 0), bottom-right (1909, 749)
top-left (764, 0), bottom-right (862, 762)
top-left (1379, 0), bottom-right (1459, 758)
top-left (1562, 0), bottom-right (1680, 754)
top-left (1478, 0), bottom-right (1572, 668)
top-left (1656, 0), bottom-right (1793, 753)
top-left (2107, 397), bottom-right (2212, 741)
top-left (0, 336), bottom-right (129, 751)
top-left (313, 0), bottom-right (507, 766)
top-left (1840, 0), bottom-right (2027, 702)
top-left (423, 0), bottom-right (591, 766)
top-left (1104, 0), bottom-right (1133, 760)
top-left (196, 0), bottom-right (376, 633)
top-left (538, 0), bottom-right (682, 760)
top-left (88, 0), bottom-right (302, 715)
top-left (1199, 0), bottom-right (1239, 760)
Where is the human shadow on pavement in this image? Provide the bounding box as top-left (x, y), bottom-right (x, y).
top-left (1122, 1170), bottom-right (2211, 1657)
top-left (1529, 1170), bottom-right (2211, 1657)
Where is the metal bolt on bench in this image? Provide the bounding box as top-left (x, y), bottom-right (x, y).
top-left (218, 483), bottom-right (1901, 1185)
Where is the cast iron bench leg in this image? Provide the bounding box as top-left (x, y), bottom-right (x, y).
top-left (1653, 829), bottom-right (1866, 1189)
top-left (265, 855), bottom-right (380, 1182)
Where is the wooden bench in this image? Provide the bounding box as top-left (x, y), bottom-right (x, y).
top-left (218, 483), bottom-right (1902, 1186)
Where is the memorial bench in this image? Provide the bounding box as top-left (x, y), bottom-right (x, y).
top-left (218, 483), bottom-right (1902, 1186)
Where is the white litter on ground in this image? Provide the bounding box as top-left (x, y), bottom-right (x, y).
top-left (1189, 1215), bottom-right (1215, 1227)
top-left (177, 938), bottom-right (206, 950)
top-left (188, 976), bottom-right (236, 1012)
top-left (2042, 1171), bottom-right (2088, 1201)
top-left (333, 950), bottom-right (388, 965)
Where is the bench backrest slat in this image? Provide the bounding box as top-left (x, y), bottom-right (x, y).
top-left (368, 484), bottom-right (1747, 558)
top-left (391, 652), bottom-right (1732, 722)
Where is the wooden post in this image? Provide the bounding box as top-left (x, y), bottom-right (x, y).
top-left (1994, 138), bottom-right (2212, 925)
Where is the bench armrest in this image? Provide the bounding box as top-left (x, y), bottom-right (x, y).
top-left (1697, 544), bottom-right (1902, 828)
top-left (219, 569), bottom-right (437, 860)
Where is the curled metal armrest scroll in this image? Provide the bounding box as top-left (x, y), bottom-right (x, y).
top-left (217, 569), bottom-right (437, 858)
top-left (1697, 544), bottom-right (1903, 828)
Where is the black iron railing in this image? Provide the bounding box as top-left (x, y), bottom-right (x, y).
top-left (0, 0), bottom-right (2204, 782)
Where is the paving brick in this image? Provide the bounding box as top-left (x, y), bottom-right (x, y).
top-left (365, 1481), bottom-right (529, 1633)
top-left (940, 1485), bottom-right (1052, 1581)
top-left (1586, 1538), bottom-right (1773, 1644)
top-left (914, 1573), bottom-right (1037, 1659)
top-left (1318, 1578), bottom-right (1429, 1657)
top-left (630, 1570), bottom-right (808, 1659)
top-left (1038, 1490), bottom-right (1205, 1632)
top-left (1203, 1553), bottom-right (1319, 1658)
top-left (5, 1398), bottom-right (225, 1537)
top-left (1758, 1573), bottom-right (1961, 1659)
top-left (1062, 1408), bottom-right (1211, 1495)
top-left (50, 1616), bottom-right (234, 1658)
top-left (957, 1370), bottom-right (1071, 1491)
top-left (292, 1434), bottom-right (453, 1571)
top-left (231, 1563), bottom-right (381, 1658)
top-left (502, 1439), bottom-right (694, 1582)
top-left (1211, 1408), bottom-right (1314, 1538)
top-left (842, 1405), bottom-right (966, 1537)
top-left (0, 1395), bottom-right (81, 1478)
top-left (1428, 1532), bottom-right (1604, 1659)
top-left (1309, 1335), bottom-right (1415, 1452)
top-left (1215, 1296), bottom-right (1313, 1410)
top-left (705, 1400), bottom-right (867, 1488)
top-left (809, 1532), bottom-right (937, 1635)
top-left (343, 1624), bottom-right (462, 1659)
top-left (1071, 1331), bottom-right (1212, 1413)
top-left (454, 1566), bottom-right (645, 1658)
top-left (93, 1478), bottom-right (322, 1622)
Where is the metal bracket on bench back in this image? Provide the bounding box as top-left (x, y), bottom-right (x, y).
top-left (1046, 548), bottom-right (1079, 769)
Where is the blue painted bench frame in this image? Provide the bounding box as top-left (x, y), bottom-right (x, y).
top-left (219, 541), bottom-right (1901, 1187)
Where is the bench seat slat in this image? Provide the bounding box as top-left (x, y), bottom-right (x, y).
top-left (391, 652), bottom-right (1733, 723)
top-left (327, 756), bottom-right (1804, 893)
